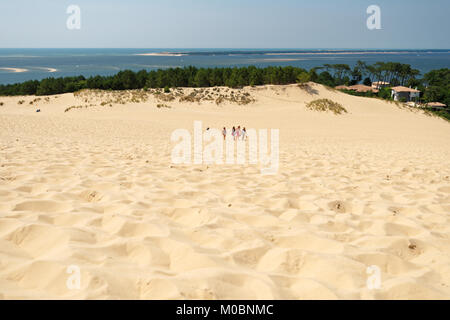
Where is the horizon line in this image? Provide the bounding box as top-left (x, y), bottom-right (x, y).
top-left (1, 48), bottom-right (449, 51)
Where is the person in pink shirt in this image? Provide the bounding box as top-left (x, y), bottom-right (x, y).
top-left (235, 126), bottom-right (241, 141)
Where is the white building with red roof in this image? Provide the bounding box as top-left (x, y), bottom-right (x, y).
top-left (391, 86), bottom-right (421, 102)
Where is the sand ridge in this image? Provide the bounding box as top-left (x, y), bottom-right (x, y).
top-left (0, 83), bottom-right (449, 299)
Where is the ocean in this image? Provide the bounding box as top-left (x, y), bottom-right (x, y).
top-left (0, 49), bottom-right (449, 85)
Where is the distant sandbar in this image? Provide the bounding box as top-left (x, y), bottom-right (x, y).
top-left (0, 67), bottom-right (28, 73)
top-left (36, 67), bottom-right (58, 73)
top-left (134, 52), bottom-right (186, 57)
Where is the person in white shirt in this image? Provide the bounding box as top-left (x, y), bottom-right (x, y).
top-left (241, 127), bottom-right (247, 140)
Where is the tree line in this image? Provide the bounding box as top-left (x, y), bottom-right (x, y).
top-left (0, 66), bottom-right (306, 96)
top-left (0, 63), bottom-right (448, 106)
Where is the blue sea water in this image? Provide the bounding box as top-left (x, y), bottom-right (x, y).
top-left (0, 48), bottom-right (449, 85)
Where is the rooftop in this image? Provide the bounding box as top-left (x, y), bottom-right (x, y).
top-left (391, 86), bottom-right (420, 93)
top-left (426, 102), bottom-right (447, 107)
top-left (335, 84), bottom-right (378, 93)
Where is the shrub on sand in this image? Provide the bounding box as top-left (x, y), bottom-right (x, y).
top-left (297, 72), bottom-right (311, 88)
top-left (179, 94), bottom-right (200, 103)
top-left (155, 92), bottom-right (175, 102)
top-left (306, 99), bottom-right (347, 115)
top-left (215, 96), bottom-right (225, 105)
top-left (64, 105), bottom-right (85, 112)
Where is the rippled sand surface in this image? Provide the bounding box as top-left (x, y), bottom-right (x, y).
top-left (1, 84), bottom-right (449, 299)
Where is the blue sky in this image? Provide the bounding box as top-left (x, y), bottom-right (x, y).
top-left (0, 0), bottom-right (449, 48)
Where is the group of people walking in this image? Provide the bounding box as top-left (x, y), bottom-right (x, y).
top-left (222, 126), bottom-right (247, 141)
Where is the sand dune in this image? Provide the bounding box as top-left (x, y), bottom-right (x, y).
top-left (0, 83), bottom-right (449, 299)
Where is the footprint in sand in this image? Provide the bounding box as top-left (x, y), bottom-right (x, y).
top-left (328, 200), bottom-right (350, 214)
top-left (80, 190), bottom-right (104, 203)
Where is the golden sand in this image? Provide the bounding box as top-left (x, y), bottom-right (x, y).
top-left (0, 84), bottom-right (449, 299)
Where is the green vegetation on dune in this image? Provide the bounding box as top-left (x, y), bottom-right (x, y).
top-left (306, 99), bottom-right (347, 115)
top-left (0, 63), bottom-right (448, 120)
top-left (422, 68), bottom-right (450, 107)
top-left (0, 66), bottom-right (309, 96)
top-left (424, 108), bottom-right (450, 122)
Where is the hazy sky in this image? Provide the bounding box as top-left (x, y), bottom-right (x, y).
top-left (1, 0), bottom-right (449, 48)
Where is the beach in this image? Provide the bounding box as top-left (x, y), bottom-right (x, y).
top-left (0, 83), bottom-right (449, 299)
